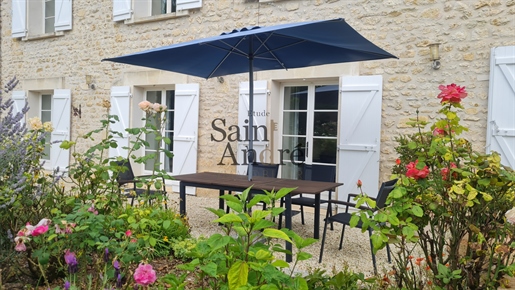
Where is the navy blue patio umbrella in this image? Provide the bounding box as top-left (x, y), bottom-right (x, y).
top-left (103, 18), bottom-right (397, 180)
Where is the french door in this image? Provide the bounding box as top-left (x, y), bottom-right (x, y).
top-left (281, 84), bottom-right (339, 179)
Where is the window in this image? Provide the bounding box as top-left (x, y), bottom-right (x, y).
top-left (12, 89), bottom-right (71, 171)
top-left (152, 0), bottom-right (177, 15)
top-left (44, 0), bottom-right (55, 34)
top-left (281, 84), bottom-right (339, 179)
top-left (144, 90), bottom-right (175, 173)
top-left (113, 0), bottom-right (202, 22)
top-left (12, 0), bottom-right (72, 38)
top-left (109, 84), bottom-right (199, 178)
top-left (41, 94), bottom-right (52, 160)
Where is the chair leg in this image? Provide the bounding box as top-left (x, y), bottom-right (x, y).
top-left (278, 198), bottom-right (284, 229)
top-left (300, 205), bottom-right (305, 225)
top-left (319, 218), bottom-right (330, 263)
top-left (339, 224), bottom-right (346, 250)
top-left (386, 242), bottom-right (392, 263)
top-left (328, 205), bottom-right (334, 231)
top-left (368, 228), bottom-right (377, 274)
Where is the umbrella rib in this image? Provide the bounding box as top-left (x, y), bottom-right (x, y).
top-left (202, 39), bottom-right (250, 78)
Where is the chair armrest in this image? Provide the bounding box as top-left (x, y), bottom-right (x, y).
top-left (328, 199), bottom-right (373, 212)
top-left (347, 193), bottom-right (377, 202)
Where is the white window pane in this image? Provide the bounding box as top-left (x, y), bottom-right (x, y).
top-left (42, 94), bottom-right (52, 110)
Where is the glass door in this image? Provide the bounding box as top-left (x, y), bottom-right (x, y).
top-left (281, 84), bottom-right (339, 179)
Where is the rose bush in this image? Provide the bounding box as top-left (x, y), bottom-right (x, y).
top-left (353, 83), bottom-right (515, 289)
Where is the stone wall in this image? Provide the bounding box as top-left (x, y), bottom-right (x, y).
top-left (1, 0), bottom-right (514, 188)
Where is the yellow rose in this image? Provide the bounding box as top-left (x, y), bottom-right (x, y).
top-left (28, 117), bottom-right (43, 130)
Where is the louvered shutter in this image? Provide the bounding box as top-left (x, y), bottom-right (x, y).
top-left (55, 0), bottom-right (72, 31)
top-left (338, 76), bottom-right (382, 201)
top-left (237, 81), bottom-right (268, 175)
top-left (109, 86), bottom-right (131, 158)
top-left (12, 0), bottom-right (27, 38)
top-left (12, 91), bottom-right (27, 124)
top-left (176, 0), bottom-right (202, 10)
top-left (173, 84), bottom-right (199, 175)
top-left (113, 0), bottom-right (132, 21)
top-left (51, 89), bottom-right (71, 171)
top-left (486, 46), bottom-right (515, 169)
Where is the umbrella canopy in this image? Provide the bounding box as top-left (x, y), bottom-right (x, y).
top-left (103, 18), bottom-right (397, 180)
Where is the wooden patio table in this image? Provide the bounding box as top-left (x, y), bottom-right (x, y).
top-left (174, 171), bottom-right (343, 262)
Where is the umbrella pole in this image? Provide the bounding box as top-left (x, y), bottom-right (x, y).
top-left (248, 38), bottom-right (254, 181)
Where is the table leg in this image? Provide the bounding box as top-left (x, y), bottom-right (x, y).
top-left (180, 182), bottom-right (186, 216)
top-left (219, 189), bottom-right (224, 211)
top-left (314, 194), bottom-right (320, 239)
top-left (285, 194), bottom-right (292, 263)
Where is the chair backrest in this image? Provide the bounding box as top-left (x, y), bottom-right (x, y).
top-left (251, 163), bottom-right (280, 178)
top-left (375, 179), bottom-right (398, 209)
top-left (301, 164), bottom-right (336, 183)
top-left (114, 159), bottom-right (135, 184)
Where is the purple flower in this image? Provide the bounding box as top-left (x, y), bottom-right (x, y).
top-left (64, 249), bottom-right (78, 274)
top-left (116, 273), bottom-right (122, 288)
top-left (103, 247), bottom-right (109, 263)
top-left (64, 280), bottom-right (70, 290)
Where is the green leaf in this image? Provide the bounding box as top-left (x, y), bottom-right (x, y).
top-left (163, 219), bottom-right (171, 229)
top-left (228, 260), bottom-right (248, 290)
top-left (292, 276), bottom-right (309, 290)
top-left (411, 205), bottom-right (423, 217)
top-left (262, 229), bottom-right (292, 242)
top-left (349, 214), bottom-right (360, 227)
top-left (255, 249), bottom-right (272, 260)
top-left (296, 251), bottom-right (312, 261)
top-left (271, 260), bottom-right (289, 268)
top-left (47, 234), bottom-right (57, 241)
top-left (149, 237), bottom-right (157, 247)
top-left (214, 213), bottom-right (243, 224)
top-left (200, 262), bottom-right (218, 278)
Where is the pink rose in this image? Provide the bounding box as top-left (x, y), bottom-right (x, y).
top-left (138, 101), bottom-right (152, 112)
top-left (152, 103), bottom-right (167, 113)
top-left (134, 263), bottom-right (157, 286)
top-left (32, 225), bottom-right (49, 236)
top-left (437, 83), bottom-right (467, 104)
top-left (506, 208), bottom-right (515, 225)
top-left (14, 236), bottom-right (29, 252)
top-left (126, 230), bottom-right (132, 237)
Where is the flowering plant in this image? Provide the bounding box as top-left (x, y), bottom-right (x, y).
top-left (354, 84), bottom-right (515, 289)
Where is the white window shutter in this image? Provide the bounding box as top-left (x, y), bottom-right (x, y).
top-left (109, 86), bottom-right (131, 158)
top-left (176, 0), bottom-right (202, 11)
top-left (237, 81), bottom-right (268, 175)
top-left (113, 0), bottom-right (132, 21)
top-left (54, 0), bottom-right (72, 31)
top-left (12, 91), bottom-right (27, 124)
top-left (486, 46), bottom-right (515, 169)
top-left (12, 0), bottom-right (27, 38)
top-left (51, 89), bottom-right (71, 172)
top-left (173, 83), bottom-right (199, 175)
top-left (338, 75), bottom-right (382, 201)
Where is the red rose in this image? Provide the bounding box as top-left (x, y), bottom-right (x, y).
top-left (406, 160), bottom-right (430, 180)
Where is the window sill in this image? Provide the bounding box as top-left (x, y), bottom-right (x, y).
top-left (22, 31), bottom-right (64, 41)
top-left (125, 10), bottom-right (189, 25)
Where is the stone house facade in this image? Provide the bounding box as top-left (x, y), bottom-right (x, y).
top-left (1, 0), bottom-right (514, 198)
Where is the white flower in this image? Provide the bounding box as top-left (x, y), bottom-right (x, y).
top-left (43, 122), bottom-right (53, 132)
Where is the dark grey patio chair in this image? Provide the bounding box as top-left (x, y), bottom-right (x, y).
top-left (319, 179), bottom-right (398, 273)
top-left (278, 164), bottom-right (336, 230)
top-left (226, 162), bottom-right (280, 213)
top-left (114, 159), bottom-right (168, 209)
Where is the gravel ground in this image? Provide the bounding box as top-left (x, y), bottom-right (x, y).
top-left (170, 195), bottom-right (393, 277)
